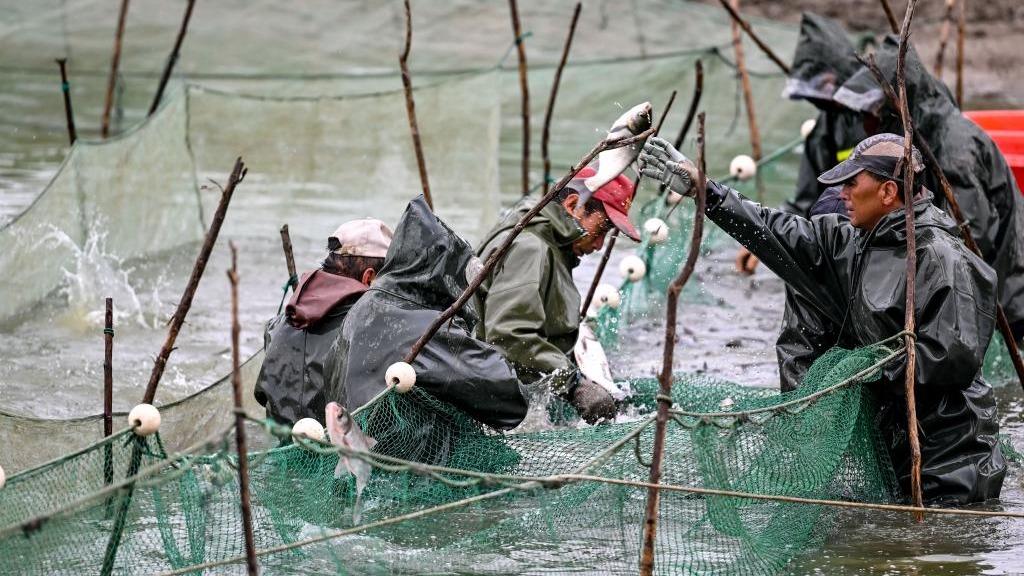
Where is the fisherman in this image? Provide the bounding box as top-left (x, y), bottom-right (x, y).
top-left (640, 133), bottom-right (1006, 504)
top-left (474, 167), bottom-right (641, 423)
top-left (834, 36), bottom-right (1024, 342)
top-left (254, 218), bottom-right (393, 426)
top-left (325, 196), bottom-right (529, 465)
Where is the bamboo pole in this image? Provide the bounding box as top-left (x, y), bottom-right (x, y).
top-left (399, 0), bottom-right (433, 210)
top-left (403, 128), bottom-right (654, 364)
top-left (279, 224), bottom-right (297, 287)
top-left (893, 0), bottom-right (925, 519)
top-left (142, 158), bottom-right (247, 405)
top-left (541, 2), bottom-right (582, 196)
top-left (580, 90), bottom-right (678, 316)
top-left (55, 58), bottom-right (77, 145)
top-left (639, 112), bottom-right (707, 576)
top-left (672, 61), bottom-right (704, 151)
top-left (879, 0), bottom-right (900, 34)
top-left (148, 0), bottom-right (196, 116)
top-left (101, 0), bottom-right (130, 139)
top-left (714, 0), bottom-right (790, 75)
top-left (508, 0), bottom-right (531, 196)
top-left (103, 297), bottom-right (114, 487)
top-left (933, 0), bottom-right (957, 78)
top-left (227, 242), bottom-right (260, 576)
top-left (728, 0), bottom-right (764, 203)
top-left (955, 0), bottom-right (966, 107)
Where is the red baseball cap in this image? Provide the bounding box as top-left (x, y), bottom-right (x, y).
top-left (570, 167), bottom-right (640, 241)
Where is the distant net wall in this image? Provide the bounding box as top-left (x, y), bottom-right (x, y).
top-left (0, 345), bottom-right (902, 575)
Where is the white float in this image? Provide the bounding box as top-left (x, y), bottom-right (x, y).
top-left (594, 284), bottom-right (621, 310)
top-left (643, 218), bottom-right (670, 244)
top-left (729, 154), bottom-right (757, 181)
top-left (386, 361), bottom-right (417, 393)
top-left (800, 118), bottom-right (817, 139)
top-left (0, 464), bottom-right (5, 490)
top-left (291, 418), bottom-right (325, 442)
top-left (619, 255), bottom-right (647, 282)
top-left (127, 404), bottom-right (161, 437)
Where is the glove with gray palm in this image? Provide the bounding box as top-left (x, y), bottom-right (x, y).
top-left (638, 136), bottom-right (701, 198)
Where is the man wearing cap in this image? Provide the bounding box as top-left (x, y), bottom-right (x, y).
top-left (640, 133), bottom-right (1005, 504)
top-left (255, 218), bottom-right (393, 427)
top-left (475, 168), bottom-right (640, 424)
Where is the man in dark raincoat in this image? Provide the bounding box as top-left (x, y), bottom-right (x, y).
top-left (254, 219), bottom-right (393, 426)
top-left (474, 168), bottom-right (641, 423)
top-left (325, 196), bottom-right (528, 463)
top-left (640, 133), bottom-right (1005, 504)
top-left (834, 36), bottom-right (1024, 342)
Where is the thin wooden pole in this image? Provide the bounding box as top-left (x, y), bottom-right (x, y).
top-left (101, 0), bottom-right (130, 139)
top-left (580, 90), bottom-right (678, 316)
top-left (859, 55), bottom-right (1024, 392)
top-left (672, 61), bottom-right (704, 151)
top-left (398, 0), bottom-right (433, 210)
top-left (715, 0), bottom-right (790, 75)
top-left (955, 0), bottom-right (966, 107)
top-left (508, 0), bottom-right (531, 196)
top-left (56, 58), bottom-right (77, 145)
top-left (148, 0), bottom-right (196, 116)
top-left (142, 158), bottom-right (247, 405)
top-left (227, 242), bottom-right (260, 576)
top-left (403, 128), bottom-right (654, 364)
top-left (541, 2), bottom-right (582, 196)
top-left (728, 0), bottom-right (764, 203)
top-left (639, 112), bottom-right (707, 576)
top-left (279, 224), bottom-right (297, 286)
top-left (879, 0), bottom-right (900, 34)
top-left (103, 297), bottom-right (114, 487)
top-left (934, 0), bottom-right (957, 78)
top-left (893, 0), bottom-right (925, 519)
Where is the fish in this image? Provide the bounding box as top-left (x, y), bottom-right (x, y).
top-left (574, 324), bottom-right (629, 402)
top-left (325, 401), bottom-right (378, 524)
top-left (582, 102), bottom-right (653, 198)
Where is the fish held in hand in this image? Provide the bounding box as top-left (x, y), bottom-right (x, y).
top-left (582, 102), bottom-right (653, 198)
top-left (325, 401), bottom-right (378, 524)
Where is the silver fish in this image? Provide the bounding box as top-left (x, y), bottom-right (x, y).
top-left (573, 323), bottom-right (628, 401)
top-left (325, 401), bottom-right (378, 524)
top-left (583, 102), bottom-right (653, 197)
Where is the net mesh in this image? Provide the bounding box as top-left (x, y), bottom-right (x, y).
top-left (0, 345), bottom-right (901, 575)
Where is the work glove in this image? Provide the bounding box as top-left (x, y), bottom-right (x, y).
top-left (638, 137), bottom-right (701, 198)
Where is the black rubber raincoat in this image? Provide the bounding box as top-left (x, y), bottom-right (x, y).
top-left (835, 36), bottom-right (1024, 337)
top-left (325, 196), bottom-right (528, 436)
top-left (706, 181), bottom-right (1006, 504)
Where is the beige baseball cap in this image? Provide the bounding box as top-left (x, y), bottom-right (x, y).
top-left (328, 218), bottom-right (393, 258)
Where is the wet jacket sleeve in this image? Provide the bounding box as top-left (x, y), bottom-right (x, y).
top-left (705, 181), bottom-right (851, 326)
top-left (940, 151), bottom-right (999, 259)
top-left (480, 236), bottom-right (573, 379)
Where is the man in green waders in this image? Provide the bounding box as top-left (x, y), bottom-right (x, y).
top-left (475, 167), bottom-right (640, 424)
top-left (640, 132), bottom-right (1006, 504)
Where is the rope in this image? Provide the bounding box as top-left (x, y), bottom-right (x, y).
top-left (275, 274), bottom-right (299, 315)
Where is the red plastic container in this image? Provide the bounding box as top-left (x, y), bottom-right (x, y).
top-left (964, 110), bottom-right (1024, 195)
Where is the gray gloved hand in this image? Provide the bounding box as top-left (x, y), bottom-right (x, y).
top-left (638, 136), bottom-right (700, 198)
top-left (571, 378), bottom-right (617, 424)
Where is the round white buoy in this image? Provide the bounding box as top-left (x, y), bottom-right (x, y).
top-left (666, 191), bottom-right (684, 206)
top-left (594, 284), bottom-right (622, 310)
top-left (800, 118), bottom-right (817, 140)
top-left (386, 361), bottom-right (417, 393)
top-left (127, 404), bottom-right (161, 437)
top-left (643, 218), bottom-right (670, 245)
top-left (619, 255), bottom-right (647, 282)
top-left (0, 464), bottom-right (5, 490)
top-left (719, 397), bottom-right (735, 410)
top-left (291, 418), bottom-right (325, 442)
top-left (729, 155), bottom-right (757, 181)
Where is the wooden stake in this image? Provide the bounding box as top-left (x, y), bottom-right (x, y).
top-left (672, 60), bottom-right (704, 151)
top-left (580, 90), bottom-right (678, 316)
top-left (101, 0), bottom-right (130, 139)
top-left (879, 0), bottom-right (900, 34)
top-left (148, 0), bottom-right (196, 116)
top-left (728, 0), bottom-right (765, 203)
top-left (103, 297), bottom-right (114, 487)
top-left (398, 0), bottom-right (433, 211)
top-left (934, 0), bottom-right (957, 78)
top-left (227, 242), bottom-right (260, 576)
top-left (508, 0), bottom-right (531, 196)
top-left (858, 55), bottom-right (1024, 393)
top-left (541, 2), bottom-right (582, 196)
top-left (279, 224), bottom-right (297, 286)
top-left (715, 0), bottom-right (790, 75)
top-left (142, 158), bottom-right (246, 405)
top-left (403, 128), bottom-right (655, 364)
top-left (893, 0), bottom-right (925, 519)
top-left (639, 112), bottom-right (707, 576)
top-left (955, 0), bottom-right (966, 107)
top-left (56, 58), bottom-right (77, 145)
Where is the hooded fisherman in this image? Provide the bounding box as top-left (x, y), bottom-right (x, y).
top-left (325, 196), bottom-right (529, 465)
top-left (254, 218), bottom-right (393, 426)
top-left (833, 35), bottom-right (1024, 343)
top-left (640, 133), bottom-right (1006, 504)
top-left (474, 168), bottom-right (641, 423)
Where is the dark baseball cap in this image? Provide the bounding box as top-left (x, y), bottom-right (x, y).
top-left (817, 133), bottom-right (924, 185)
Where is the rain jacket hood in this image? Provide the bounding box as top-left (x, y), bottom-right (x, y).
top-left (783, 13), bottom-right (861, 104)
top-left (326, 196), bottom-right (528, 441)
top-left (286, 270), bottom-right (367, 330)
